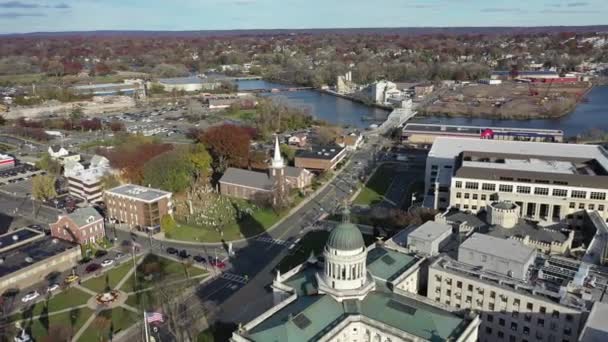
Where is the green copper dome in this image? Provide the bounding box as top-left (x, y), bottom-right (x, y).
top-left (326, 207), bottom-right (365, 251)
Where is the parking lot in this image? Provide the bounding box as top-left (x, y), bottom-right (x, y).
top-left (0, 163), bottom-right (44, 188)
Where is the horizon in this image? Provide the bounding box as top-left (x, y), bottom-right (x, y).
top-left (0, 0), bottom-right (606, 34)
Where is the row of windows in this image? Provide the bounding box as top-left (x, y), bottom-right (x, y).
top-left (454, 181), bottom-right (606, 200)
top-left (484, 326), bottom-right (572, 342)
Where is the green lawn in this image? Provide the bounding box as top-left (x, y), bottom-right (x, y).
top-left (173, 206), bottom-right (282, 243)
top-left (120, 254), bottom-right (207, 293)
top-left (18, 307), bottom-right (93, 341)
top-left (17, 287), bottom-right (91, 320)
top-left (220, 109), bottom-right (257, 122)
top-left (77, 308), bottom-right (139, 342)
top-left (353, 164), bottom-right (397, 206)
top-left (0, 143), bottom-right (15, 152)
top-left (81, 260), bottom-right (136, 293)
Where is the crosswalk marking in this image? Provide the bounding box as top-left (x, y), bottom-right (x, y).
top-left (255, 236), bottom-right (289, 246)
top-left (221, 272), bottom-right (248, 284)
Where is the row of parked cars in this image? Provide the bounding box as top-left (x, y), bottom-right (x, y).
top-left (165, 247), bottom-right (226, 269)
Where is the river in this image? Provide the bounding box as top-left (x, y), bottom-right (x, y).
top-left (235, 80), bottom-right (608, 137)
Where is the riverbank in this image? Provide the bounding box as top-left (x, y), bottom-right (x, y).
top-left (319, 89), bottom-right (393, 110)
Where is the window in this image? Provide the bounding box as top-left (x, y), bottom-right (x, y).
top-left (489, 303), bottom-right (495, 311)
top-left (485, 327), bottom-right (493, 334)
top-left (569, 202), bottom-right (576, 209)
top-left (456, 192), bottom-right (462, 198)
top-left (513, 299), bottom-right (520, 306)
top-left (534, 187), bottom-right (549, 195)
top-left (540, 306), bottom-right (546, 314)
top-left (526, 303), bottom-right (533, 310)
top-left (444, 165), bottom-right (453, 169)
top-left (524, 314), bottom-right (532, 322)
top-left (468, 284), bottom-right (473, 291)
top-left (565, 314), bottom-right (573, 322)
top-left (481, 195), bottom-right (487, 200)
top-left (447, 290), bottom-right (451, 296)
top-left (455, 181), bottom-right (462, 188)
top-left (466, 295), bottom-right (472, 303)
top-left (490, 291), bottom-right (496, 299)
top-left (523, 326), bottom-right (530, 335)
top-left (579, 203), bottom-right (585, 210)
top-left (482, 183), bottom-right (496, 191)
top-left (463, 205), bottom-right (469, 209)
top-left (473, 194), bottom-right (478, 200)
top-left (599, 205), bottom-right (605, 211)
top-left (464, 193), bottom-right (470, 199)
top-left (554, 180), bottom-right (568, 185)
top-left (457, 281), bottom-right (462, 288)
top-left (499, 184), bottom-right (513, 192)
top-left (431, 165), bottom-right (438, 170)
top-left (465, 182), bottom-right (479, 190)
top-left (517, 178), bottom-right (532, 183)
top-left (589, 204), bottom-right (595, 210)
top-left (571, 190), bottom-right (587, 199)
top-left (498, 331), bottom-right (504, 339)
top-left (553, 189), bottom-right (568, 197)
top-left (591, 192), bottom-right (606, 200)
top-left (500, 177), bottom-right (514, 181)
top-left (564, 327), bottom-right (572, 336)
top-left (517, 186), bottom-right (531, 194)
top-left (472, 205), bottom-right (477, 210)
top-left (538, 318), bottom-right (545, 327)
top-left (487, 314), bottom-right (494, 322)
top-left (511, 322), bottom-right (518, 331)
top-left (499, 318), bottom-right (505, 326)
top-left (509, 336), bottom-right (516, 342)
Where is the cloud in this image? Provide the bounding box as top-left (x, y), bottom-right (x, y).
top-left (480, 8), bottom-right (523, 13)
top-left (0, 11), bottom-right (45, 18)
top-left (0, 1), bottom-right (39, 8)
top-left (567, 2), bottom-right (589, 7)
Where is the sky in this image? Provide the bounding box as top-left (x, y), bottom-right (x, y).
top-left (0, 0), bottom-right (606, 34)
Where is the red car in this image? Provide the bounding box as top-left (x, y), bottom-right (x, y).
top-left (210, 259), bottom-right (226, 269)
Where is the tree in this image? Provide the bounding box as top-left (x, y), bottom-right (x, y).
top-left (32, 175), bottom-right (57, 201)
top-left (143, 149), bottom-right (194, 193)
top-left (35, 153), bottom-right (62, 175)
top-left (316, 126), bottom-right (341, 145)
top-left (108, 120), bottom-right (125, 132)
top-left (188, 144), bottom-right (212, 181)
top-left (69, 106), bottom-right (84, 123)
top-left (0, 115), bottom-right (5, 126)
top-left (100, 173), bottom-right (120, 190)
top-left (161, 214), bottom-right (177, 238)
top-left (201, 124), bottom-right (253, 173)
top-left (279, 144), bottom-right (295, 163)
top-left (93, 63), bottom-right (112, 76)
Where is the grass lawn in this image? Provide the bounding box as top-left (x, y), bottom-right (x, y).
top-left (173, 205), bottom-right (282, 243)
top-left (220, 109), bottom-right (257, 122)
top-left (120, 254), bottom-right (207, 293)
top-left (0, 73), bottom-right (46, 85)
top-left (0, 143), bottom-right (15, 152)
top-left (77, 308), bottom-right (139, 342)
top-left (18, 307), bottom-right (94, 341)
top-left (81, 260), bottom-right (136, 293)
top-left (276, 231), bottom-right (375, 273)
top-left (353, 164), bottom-right (397, 206)
top-left (16, 287), bottom-right (91, 320)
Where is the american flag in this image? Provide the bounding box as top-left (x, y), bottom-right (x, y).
top-left (145, 312), bottom-right (164, 324)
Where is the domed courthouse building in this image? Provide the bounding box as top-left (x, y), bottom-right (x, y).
top-left (232, 209), bottom-right (481, 342)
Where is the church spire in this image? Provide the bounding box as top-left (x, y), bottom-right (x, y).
top-left (271, 135), bottom-right (284, 169)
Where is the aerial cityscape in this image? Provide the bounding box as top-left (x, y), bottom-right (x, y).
top-left (0, 1), bottom-right (607, 342)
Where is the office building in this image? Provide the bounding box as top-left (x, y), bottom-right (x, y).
top-left (64, 155), bottom-right (110, 203)
top-left (232, 211), bottom-right (480, 342)
top-left (50, 207), bottom-right (105, 245)
top-left (405, 220), bottom-right (453, 257)
top-left (425, 138), bottom-right (608, 224)
top-left (0, 228), bottom-right (80, 293)
top-left (104, 184), bottom-right (172, 231)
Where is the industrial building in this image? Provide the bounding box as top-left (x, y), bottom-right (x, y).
top-left (71, 79), bottom-right (145, 96)
top-left (402, 123), bottom-right (564, 145)
top-left (153, 76), bottom-right (220, 92)
top-left (294, 145), bottom-right (347, 172)
top-left (424, 138), bottom-right (608, 225)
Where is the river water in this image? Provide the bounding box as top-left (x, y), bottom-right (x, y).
top-left (236, 80), bottom-right (608, 137)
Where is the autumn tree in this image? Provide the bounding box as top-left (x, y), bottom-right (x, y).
top-left (35, 153), bottom-right (62, 175)
top-left (279, 143), bottom-right (295, 163)
top-left (161, 214), bottom-right (177, 238)
top-left (32, 175), bottom-right (57, 201)
top-left (189, 144), bottom-right (212, 182)
top-left (142, 149), bottom-right (194, 193)
top-left (201, 124), bottom-right (253, 173)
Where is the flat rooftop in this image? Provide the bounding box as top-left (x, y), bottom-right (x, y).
top-left (0, 228), bottom-right (42, 253)
top-left (0, 235), bottom-right (77, 278)
top-left (408, 221), bottom-right (452, 242)
top-left (105, 184), bottom-right (171, 202)
top-left (366, 247), bottom-right (419, 282)
top-left (295, 145), bottom-right (344, 160)
top-left (459, 233), bottom-right (536, 265)
top-left (403, 123), bottom-right (563, 135)
top-left (158, 76), bottom-right (208, 85)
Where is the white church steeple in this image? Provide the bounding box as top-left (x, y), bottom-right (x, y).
top-left (271, 135), bottom-right (284, 169)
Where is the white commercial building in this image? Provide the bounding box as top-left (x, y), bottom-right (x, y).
top-left (154, 76), bottom-right (220, 92)
top-left (425, 137), bottom-right (608, 224)
top-left (232, 210), bottom-right (480, 342)
top-left (406, 220), bottom-right (452, 256)
top-left (64, 155), bottom-right (110, 203)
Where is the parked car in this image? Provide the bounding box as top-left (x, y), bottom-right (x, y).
top-left (46, 284), bottom-right (60, 293)
top-left (210, 259), bottom-right (226, 269)
top-left (64, 275), bottom-right (80, 284)
top-left (21, 291), bottom-right (40, 303)
top-left (178, 250), bottom-right (190, 259)
top-left (95, 250), bottom-right (108, 258)
top-left (166, 247), bottom-right (178, 255)
top-left (101, 259), bottom-right (114, 267)
top-left (85, 263), bottom-right (101, 273)
top-left (193, 255), bottom-right (206, 263)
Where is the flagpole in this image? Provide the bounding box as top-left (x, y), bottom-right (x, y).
top-left (144, 311), bottom-right (150, 342)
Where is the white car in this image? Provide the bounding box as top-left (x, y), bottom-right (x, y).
top-left (21, 291), bottom-right (40, 303)
top-left (47, 284), bottom-right (59, 293)
top-left (101, 259), bottom-right (114, 267)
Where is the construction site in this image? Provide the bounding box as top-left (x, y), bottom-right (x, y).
top-left (420, 80), bottom-right (592, 119)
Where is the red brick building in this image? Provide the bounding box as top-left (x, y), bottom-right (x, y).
top-left (50, 207), bottom-right (105, 245)
top-left (104, 184), bottom-right (173, 231)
